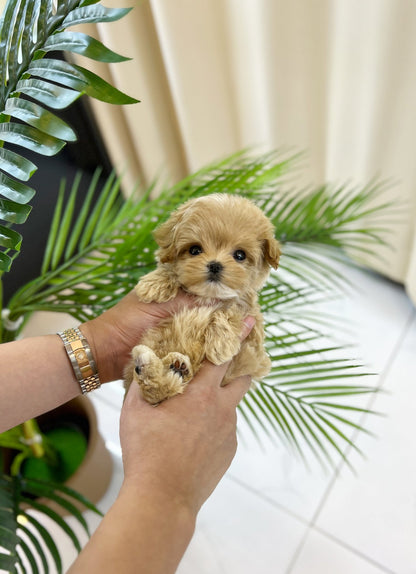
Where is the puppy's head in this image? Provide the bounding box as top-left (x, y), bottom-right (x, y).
top-left (154, 194), bottom-right (281, 300)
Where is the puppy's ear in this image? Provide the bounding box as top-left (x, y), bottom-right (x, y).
top-left (263, 235), bottom-right (281, 270)
top-left (153, 209), bottom-right (184, 263)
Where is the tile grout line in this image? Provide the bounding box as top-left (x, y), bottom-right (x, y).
top-left (311, 525), bottom-right (398, 574)
top-left (228, 473), bottom-right (396, 574)
top-left (284, 307), bottom-right (416, 574)
top-left (310, 307), bottom-right (416, 523)
top-left (225, 473), bottom-right (311, 527)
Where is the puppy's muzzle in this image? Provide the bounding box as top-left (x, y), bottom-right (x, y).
top-left (207, 261), bottom-right (223, 282)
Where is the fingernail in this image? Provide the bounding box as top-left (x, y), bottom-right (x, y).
top-left (243, 316), bottom-right (256, 332)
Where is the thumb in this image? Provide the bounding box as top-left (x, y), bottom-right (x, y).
top-left (123, 379), bottom-right (148, 410)
top-left (240, 316), bottom-right (256, 341)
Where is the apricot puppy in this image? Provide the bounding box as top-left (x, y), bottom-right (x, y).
top-left (124, 193), bottom-right (281, 404)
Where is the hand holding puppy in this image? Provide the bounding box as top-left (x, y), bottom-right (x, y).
top-left (69, 319), bottom-right (255, 574)
top-left (81, 289), bottom-right (197, 385)
top-left (121, 316), bottom-right (256, 515)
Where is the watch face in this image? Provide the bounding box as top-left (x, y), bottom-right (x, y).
top-left (59, 328), bottom-right (100, 393)
top-left (75, 350), bottom-right (87, 362)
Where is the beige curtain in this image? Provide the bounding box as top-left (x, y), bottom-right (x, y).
top-left (85, 0), bottom-right (416, 304)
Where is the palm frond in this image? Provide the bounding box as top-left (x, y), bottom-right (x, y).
top-left (4, 152), bottom-right (390, 467)
top-left (268, 180), bottom-right (396, 292)
top-left (0, 474), bottom-right (102, 574)
top-left (5, 152), bottom-right (303, 327)
top-left (5, 152), bottom-right (390, 328)
top-left (0, 0), bottom-right (138, 273)
top-left (242, 324), bottom-right (377, 471)
top-left (241, 377), bottom-right (377, 471)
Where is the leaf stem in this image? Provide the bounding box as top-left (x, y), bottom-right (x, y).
top-left (21, 419), bottom-right (44, 459)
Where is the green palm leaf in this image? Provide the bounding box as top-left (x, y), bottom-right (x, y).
top-left (22, 512), bottom-right (63, 574)
top-left (0, 0), bottom-right (138, 272)
top-left (0, 475), bottom-right (102, 574)
top-left (18, 524), bottom-right (49, 574)
top-left (5, 151), bottom-right (388, 324)
top-left (238, 315), bottom-right (379, 471)
top-left (3, 152), bottom-right (388, 471)
top-left (5, 153), bottom-right (302, 325)
top-left (0, 150), bottom-right (392, 568)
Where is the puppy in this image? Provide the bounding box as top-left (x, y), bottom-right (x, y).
top-left (124, 193), bottom-right (281, 404)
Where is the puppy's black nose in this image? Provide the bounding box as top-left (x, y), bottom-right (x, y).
top-left (207, 261), bottom-right (223, 281)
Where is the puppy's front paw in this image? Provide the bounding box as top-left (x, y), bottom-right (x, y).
top-left (204, 311), bottom-right (243, 365)
top-left (132, 346), bottom-right (193, 404)
top-left (135, 267), bottom-right (179, 303)
top-left (205, 337), bottom-right (241, 366)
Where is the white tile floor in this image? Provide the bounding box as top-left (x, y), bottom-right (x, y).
top-left (22, 265), bottom-right (416, 573)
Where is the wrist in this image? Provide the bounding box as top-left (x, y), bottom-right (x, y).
top-left (58, 327), bottom-right (101, 394)
top-left (68, 473), bottom-right (196, 574)
top-left (79, 318), bottom-right (119, 384)
top-left (120, 475), bottom-right (197, 531)
top-left (79, 292), bottom-right (153, 384)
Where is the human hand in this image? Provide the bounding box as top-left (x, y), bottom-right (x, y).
top-left (119, 317), bottom-right (255, 517)
top-left (81, 290), bottom-right (196, 383)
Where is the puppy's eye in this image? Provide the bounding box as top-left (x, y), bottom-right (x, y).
top-left (189, 244), bottom-right (203, 256)
top-left (233, 249), bottom-right (246, 262)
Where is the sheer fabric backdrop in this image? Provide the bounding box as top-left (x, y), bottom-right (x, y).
top-left (82, 0), bottom-right (416, 303)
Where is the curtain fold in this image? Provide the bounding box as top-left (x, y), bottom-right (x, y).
top-left (84, 0), bottom-right (415, 304)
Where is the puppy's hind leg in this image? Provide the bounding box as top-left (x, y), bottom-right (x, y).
top-left (132, 345), bottom-right (192, 404)
top-left (162, 352), bottom-right (193, 384)
top-left (132, 345), bottom-right (165, 405)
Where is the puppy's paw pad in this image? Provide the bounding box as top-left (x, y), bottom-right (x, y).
top-left (163, 353), bottom-right (193, 382)
top-left (170, 360), bottom-right (190, 378)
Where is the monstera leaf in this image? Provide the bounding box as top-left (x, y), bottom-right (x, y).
top-left (0, 0), bottom-right (138, 273)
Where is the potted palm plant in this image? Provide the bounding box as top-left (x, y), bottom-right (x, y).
top-left (0, 1), bottom-right (392, 573)
top-left (0, 1), bottom-right (137, 572)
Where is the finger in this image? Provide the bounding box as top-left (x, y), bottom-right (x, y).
top-left (192, 359), bottom-right (230, 390)
top-left (222, 374), bottom-right (252, 405)
top-left (194, 316), bottom-right (256, 390)
top-left (123, 380), bottom-right (149, 410)
top-left (158, 289), bottom-right (198, 315)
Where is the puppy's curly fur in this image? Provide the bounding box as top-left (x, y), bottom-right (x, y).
top-left (124, 194), bottom-right (281, 404)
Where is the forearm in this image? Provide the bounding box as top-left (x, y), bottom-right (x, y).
top-left (68, 481), bottom-right (196, 574)
top-left (0, 334), bottom-right (81, 431)
top-left (0, 291), bottom-right (194, 431)
top-left (0, 320), bottom-right (115, 431)
top-left (0, 303), bottom-right (134, 431)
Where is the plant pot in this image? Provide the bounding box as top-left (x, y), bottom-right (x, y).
top-left (27, 395), bottom-right (113, 515)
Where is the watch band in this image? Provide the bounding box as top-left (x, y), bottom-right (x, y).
top-left (58, 327), bottom-right (101, 394)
